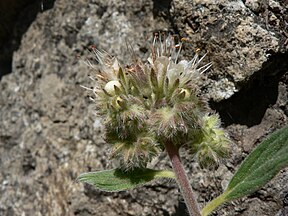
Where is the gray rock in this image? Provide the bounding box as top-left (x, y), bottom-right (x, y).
top-left (0, 0), bottom-right (287, 215)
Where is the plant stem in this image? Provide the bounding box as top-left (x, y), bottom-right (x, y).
top-left (165, 141), bottom-right (201, 216)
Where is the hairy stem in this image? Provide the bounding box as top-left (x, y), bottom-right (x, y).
top-left (165, 141), bottom-right (201, 216)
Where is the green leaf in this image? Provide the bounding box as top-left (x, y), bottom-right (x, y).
top-left (77, 168), bottom-right (175, 192)
top-left (201, 125), bottom-right (288, 216)
top-left (225, 124), bottom-right (288, 200)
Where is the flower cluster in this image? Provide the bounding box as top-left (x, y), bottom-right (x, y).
top-left (83, 34), bottom-right (229, 170)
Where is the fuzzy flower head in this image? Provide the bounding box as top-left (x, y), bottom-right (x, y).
top-left (83, 34), bottom-right (229, 170)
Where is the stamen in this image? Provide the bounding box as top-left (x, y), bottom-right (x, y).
top-left (196, 53), bottom-right (207, 66)
top-left (89, 96), bottom-right (95, 101)
top-left (181, 37), bottom-right (189, 42)
top-left (174, 43), bottom-right (182, 63)
top-left (94, 49), bottom-right (104, 65)
top-left (80, 85), bottom-right (94, 91)
top-left (189, 54), bottom-right (198, 66)
top-left (195, 48), bottom-right (201, 53)
top-left (88, 75), bottom-right (95, 81)
top-left (84, 60), bottom-right (98, 70)
top-left (198, 62), bottom-right (212, 74)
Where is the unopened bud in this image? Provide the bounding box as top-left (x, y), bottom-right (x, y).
top-left (112, 96), bottom-right (125, 109)
top-left (104, 80), bottom-right (121, 95)
top-left (179, 88), bottom-right (190, 100)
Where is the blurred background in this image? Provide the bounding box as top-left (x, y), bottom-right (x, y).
top-left (0, 0), bottom-right (287, 215)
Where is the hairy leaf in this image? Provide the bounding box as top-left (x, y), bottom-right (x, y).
top-left (202, 125), bottom-right (288, 216)
top-left (225, 125), bottom-right (288, 200)
top-left (77, 168), bottom-right (175, 192)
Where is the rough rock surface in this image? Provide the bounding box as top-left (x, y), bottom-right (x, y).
top-left (0, 0), bottom-right (55, 78)
top-left (0, 0), bottom-right (287, 215)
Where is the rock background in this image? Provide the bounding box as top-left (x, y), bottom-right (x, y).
top-left (0, 0), bottom-right (288, 215)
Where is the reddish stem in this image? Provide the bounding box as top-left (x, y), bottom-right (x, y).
top-left (165, 141), bottom-right (201, 216)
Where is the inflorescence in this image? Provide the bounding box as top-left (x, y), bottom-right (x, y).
top-left (82, 34), bottom-right (229, 170)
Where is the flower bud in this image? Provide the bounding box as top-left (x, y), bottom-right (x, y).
top-left (112, 96), bottom-right (125, 109)
top-left (191, 114), bottom-right (229, 168)
top-left (104, 80), bottom-right (121, 95)
top-left (179, 88), bottom-right (190, 100)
